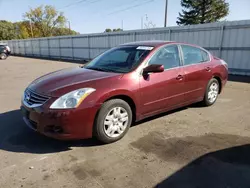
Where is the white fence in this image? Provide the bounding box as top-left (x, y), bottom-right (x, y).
top-left (3, 20), bottom-right (250, 76)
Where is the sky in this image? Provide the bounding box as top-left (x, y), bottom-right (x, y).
top-left (0, 0), bottom-right (249, 34)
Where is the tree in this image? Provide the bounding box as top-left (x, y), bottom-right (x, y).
top-left (104, 28), bottom-right (123, 32)
top-left (24, 5), bottom-right (67, 37)
top-left (52, 27), bottom-right (79, 36)
top-left (0, 5), bottom-right (79, 40)
top-left (0, 20), bottom-right (17, 40)
top-left (177, 0), bottom-right (229, 25)
top-left (14, 21), bottom-right (32, 39)
top-left (104, 28), bottom-right (112, 32)
top-left (112, 28), bottom-right (123, 32)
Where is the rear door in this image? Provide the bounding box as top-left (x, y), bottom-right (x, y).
top-left (139, 45), bottom-right (186, 116)
top-left (180, 45), bottom-right (213, 102)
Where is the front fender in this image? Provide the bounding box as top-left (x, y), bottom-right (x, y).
top-left (96, 89), bottom-right (138, 106)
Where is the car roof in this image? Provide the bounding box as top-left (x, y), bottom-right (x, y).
top-left (120, 40), bottom-right (175, 47)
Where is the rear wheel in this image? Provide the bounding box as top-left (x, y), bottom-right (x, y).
top-left (94, 99), bottom-right (132, 143)
top-left (203, 78), bottom-right (219, 106)
top-left (0, 53), bottom-right (7, 60)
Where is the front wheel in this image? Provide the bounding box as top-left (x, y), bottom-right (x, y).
top-left (94, 99), bottom-right (132, 144)
top-left (203, 78), bottom-right (220, 106)
top-left (0, 53), bottom-right (7, 60)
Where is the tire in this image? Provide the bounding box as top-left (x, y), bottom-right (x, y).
top-left (0, 53), bottom-right (7, 60)
top-left (203, 78), bottom-right (220, 106)
top-left (94, 99), bottom-right (132, 144)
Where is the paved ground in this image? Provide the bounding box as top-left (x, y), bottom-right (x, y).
top-left (1, 56), bottom-right (250, 188)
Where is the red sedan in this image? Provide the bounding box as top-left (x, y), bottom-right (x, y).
top-left (21, 41), bottom-right (228, 143)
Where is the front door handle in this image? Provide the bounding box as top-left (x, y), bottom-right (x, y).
top-left (205, 67), bottom-right (211, 72)
top-left (176, 75), bottom-right (183, 80)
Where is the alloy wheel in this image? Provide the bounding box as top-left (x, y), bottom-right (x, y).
top-left (104, 107), bottom-right (129, 138)
top-left (208, 82), bottom-right (219, 103)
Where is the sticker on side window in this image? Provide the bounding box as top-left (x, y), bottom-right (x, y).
top-left (136, 46), bottom-right (154, 50)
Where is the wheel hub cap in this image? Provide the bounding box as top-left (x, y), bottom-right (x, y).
top-left (104, 107), bottom-right (129, 138)
top-left (208, 82), bottom-right (219, 103)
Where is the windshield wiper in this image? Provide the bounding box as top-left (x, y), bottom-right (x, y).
top-left (86, 67), bottom-right (117, 73)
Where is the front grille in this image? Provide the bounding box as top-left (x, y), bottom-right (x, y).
top-left (24, 89), bottom-right (50, 106)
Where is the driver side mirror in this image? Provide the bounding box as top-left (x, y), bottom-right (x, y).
top-left (143, 64), bottom-right (164, 74)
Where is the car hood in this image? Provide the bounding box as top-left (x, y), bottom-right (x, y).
top-left (28, 67), bottom-right (121, 96)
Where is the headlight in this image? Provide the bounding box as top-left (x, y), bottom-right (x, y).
top-left (50, 88), bottom-right (96, 109)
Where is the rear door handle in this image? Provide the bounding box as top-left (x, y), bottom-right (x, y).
top-left (176, 75), bottom-right (183, 80)
top-left (205, 67), bottom-right (211, 72)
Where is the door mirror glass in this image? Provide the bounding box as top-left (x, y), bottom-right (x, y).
top-left (143, 64), bottom-right (164, 74)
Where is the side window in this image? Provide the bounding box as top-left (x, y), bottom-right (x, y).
top-left (148, 45), bottom-right (180, 69)
top-left (181, 45), bottom-right (204, 65)
top-left (201, 50), bottom-right (210, 62)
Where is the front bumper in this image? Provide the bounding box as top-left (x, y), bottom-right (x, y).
top-left (21, 101), bottom-right (99, 140)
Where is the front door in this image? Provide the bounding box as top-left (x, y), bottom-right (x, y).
top-left (139, 45), bottom-right (186, 116)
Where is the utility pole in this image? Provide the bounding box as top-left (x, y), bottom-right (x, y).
top-left (68, 21), bottom-right (71, 35)
top-left (29, 19), bottom-right (34, 38)
top-left (141, 17), bottom-right (143, 29)
top-left (121, 20), bottom-right (123, 30)
top-left (141, 14), bottom-right (148, 29)
top-left (164, 0), bottom-right (168, 27)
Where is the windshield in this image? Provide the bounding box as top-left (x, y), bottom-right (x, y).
top-left (84, 46), bottom-right (153, 73)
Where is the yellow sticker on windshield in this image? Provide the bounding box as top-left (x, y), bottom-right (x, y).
top-left (136, 46), bottom-right (154, 50)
